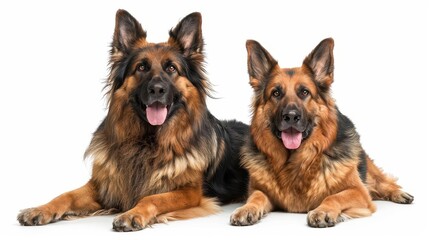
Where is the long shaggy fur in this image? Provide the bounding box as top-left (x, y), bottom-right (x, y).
top-left (17, 9), bottom-right (248, 232)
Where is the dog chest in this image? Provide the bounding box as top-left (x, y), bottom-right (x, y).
top-left (90, 145), bottom-right (206, 211)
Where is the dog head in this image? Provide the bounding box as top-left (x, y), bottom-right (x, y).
top-left (106, 10), bottom-right (209, 127)
top-left (246, 38), bottom-right (335, 150)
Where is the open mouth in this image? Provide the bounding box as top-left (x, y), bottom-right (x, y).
top-left (145, 102), bottom-right (172, 126)
top-left (280, 127), bottom-right (303, 150)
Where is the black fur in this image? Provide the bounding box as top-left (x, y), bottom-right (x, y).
top-left (324, 109), bottom-right (357, 161)
top-left (17, 9), bottom-right (250, 231)
top-left (203, 118), bottom-right (249, 203)
top-left (323, 108), bottom-right (369, 182)
top-left (358, 150), bottom-right (368, 182)
top-left (105, 10), bottom-right (249, 205)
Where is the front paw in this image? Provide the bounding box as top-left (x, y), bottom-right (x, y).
top-left (230, 205), bottom-right (264, 226)
top-left (112, 212), bottom-right (154, 232)
top-left (307, 209), bottom-right (343, 228)
top-left (17, 208), bottom-right (60, 226)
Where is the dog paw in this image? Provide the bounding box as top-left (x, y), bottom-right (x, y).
top-left (230, 205), bottom-right (263, 226)
top-left (112, 212), bottom-right (154, 232)
top-left (307, 209), bottom-right (343, 228)
top-left (391, 191), bottom-right (414, 204)
top-left (17, 208), bottom-right (60, 226)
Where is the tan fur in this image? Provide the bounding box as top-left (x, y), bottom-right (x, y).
top-left (17, 10), bottom-right (239, 232)
top-left (155, 197), bottom-right (221, 223)
top-left (231, 38), bottom-right (413, 228)
top-left (17, 182), bottom-right (102, 225)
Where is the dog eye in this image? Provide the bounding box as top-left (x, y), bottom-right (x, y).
top-left (166, 65), bottom-right (176, 73)
top-left (300, 89), bottom-right (310, 98)
top-left (272, 90), bottom-right (281, 98)
top-left (137, 63), bottom-right (150, 72)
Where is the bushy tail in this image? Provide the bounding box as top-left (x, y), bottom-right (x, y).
top-left (62, 208), bottom-right (119, 220)
top-left (342, 206), bottom-right (376, 219)
top-left (67, 198), bottom-right (220, 224)
top-left (154, 197), bottom-right (221, 224)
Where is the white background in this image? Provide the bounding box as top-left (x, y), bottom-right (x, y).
top-left (0, 0), bottom-right (428, 239)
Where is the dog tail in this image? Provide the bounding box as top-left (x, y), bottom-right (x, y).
top-left (153, 197), bottom-right (221, 224)
top-left (61, 208), bottom-right (119, 220)
top-left (342, 205), bottom-right (376, 219)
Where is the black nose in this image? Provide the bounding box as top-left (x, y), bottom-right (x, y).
top-left (283, 109), bottom-right (301, 124)
top-left (148, 82), bottom-right (166, 98)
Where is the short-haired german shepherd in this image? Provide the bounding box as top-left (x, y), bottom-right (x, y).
top-left (17, 9), bottom-right (248, 232)
top-left (230, 38), bottom-right (413, 227)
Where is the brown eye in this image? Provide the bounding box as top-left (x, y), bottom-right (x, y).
top-left (166, 65), bottom-right (176, 73)
top-left (137, 63), bottom-right (149, 72)
top-left (300, 89), bottom-right (310, 98)
top-left (302, 90), bottom-right (309, 96)
top-left (272, 90), bottom-right (281, 98)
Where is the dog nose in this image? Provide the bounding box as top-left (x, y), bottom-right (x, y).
top-left (283, 110), bottom-right (301, 124)
top-left (148, 82), bottom-right (166, 97)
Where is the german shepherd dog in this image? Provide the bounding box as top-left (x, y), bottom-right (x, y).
top-left (17, 9), bottom-right (248, 231)
top-left (230, 38), bottom-right (413, 227)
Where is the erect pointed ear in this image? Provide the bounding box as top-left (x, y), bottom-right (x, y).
top-left (246, 40), bottom-right (278, 91)
top-left (112, 9), bottom-right (147, 54)
top-left (168, 12), bottom-right (203, 56)
top-left (303, 38), bottom-right (334, 91)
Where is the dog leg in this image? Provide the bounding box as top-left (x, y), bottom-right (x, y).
top-left (307, 186), bottom-right (375, 228)
top-left (365, 157), bottom-right (414, 204)
top-left (112, 186), bottom-right (202, 232)
top-left (17, 181), bottom-right (102, 226)
top-left (230, 190), bottom-right (273, 226)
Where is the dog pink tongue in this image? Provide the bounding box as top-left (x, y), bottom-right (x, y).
top-left (281, 129), bottom-right (303, 150)
top-left (146, 103), bottom-right (167, 126)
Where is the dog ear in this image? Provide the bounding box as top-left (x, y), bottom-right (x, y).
top-left (112, 9), bottom-right (147, 54)
top-left (246, 40), bottom-right (278, 91)
top-left (168, 12), bottom-right (203, 57)
top-left (303, 38), bottom-right (334, 92)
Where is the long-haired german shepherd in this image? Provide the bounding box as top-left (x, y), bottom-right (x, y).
top-left (230, 38), bottom-right (413, 227)
top-left (17, 9), bottom-right (248, 232)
